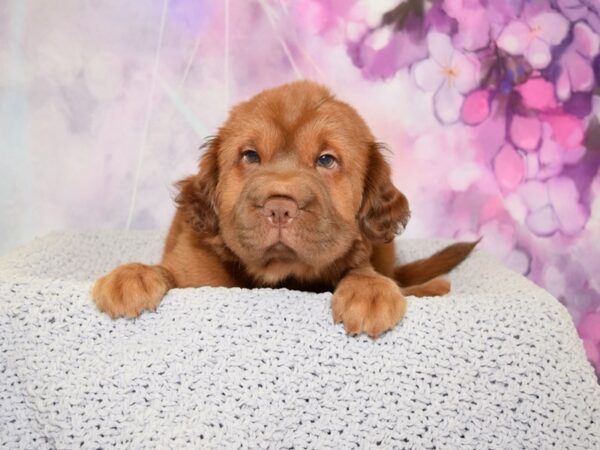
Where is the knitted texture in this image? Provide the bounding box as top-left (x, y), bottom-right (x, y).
top-left (1, 231), bottom-right (599, 449)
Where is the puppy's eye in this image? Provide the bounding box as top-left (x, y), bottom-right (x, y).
top-left (241, 149), bottom-right (260, 164)
top-left (317, 153), bottom-right (337, 169)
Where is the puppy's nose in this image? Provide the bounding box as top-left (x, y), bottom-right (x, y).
top-left (261, 196), bottom-right (299, 227)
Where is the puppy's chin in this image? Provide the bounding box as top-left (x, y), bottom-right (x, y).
top-left (261, 242), bottom-right (297, 262)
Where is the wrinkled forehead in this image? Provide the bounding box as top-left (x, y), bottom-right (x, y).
top-left (218, 92), bottom-right (374, 167)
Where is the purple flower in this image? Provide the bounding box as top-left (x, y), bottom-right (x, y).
top-left (442, 0), bottom-right (520, 51)
top-left (497, 12), bottom-right (569, 69)
top-left (555, 0), bottom-right (600, 33)
top-left (494, 143), bottom-right (526, 191)
top-left (412, 32), bottom-right (480, 123)
top-left (346, 0), bottom-right (457, 80)
top-left (348, 26), bottom-right (428, 80)
top-left (555, 22), bottom-right (600, 101)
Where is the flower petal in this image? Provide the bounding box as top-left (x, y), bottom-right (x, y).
top-left (525, 153), bottom-right (539, 179)
top-left (451, 52), bottom-right (479, 93)
top-left (505, 193), bottom-right (528, 223)
top-left (525, 37), bottom-right (552, 69)
top-left (529, 12), bottom-right (569, 45)
top-left (444, 0), bottom-right (491, 51)
top-left (556, 0), bottom-right (588, 23)
top-left (478, 220), bottom-right (516, 259)
top-left (519, 180), bottom-right (549, 211)
top-left (556, 68), bottom-right (572, 101)
top-left (545, 114), bottom-right (584, 149)
top-left (366, 26), bottom-right (393, 51)
top-left (542, 265), bottom-right (566, 298)
top-left (356, 32), bottom-right (428, 80)
top-left (454, 17), bottom-right (490, 51)
top-left (548, 176), bottom-right (588, 235)
top-left (504, 248), bottom-right (531, 275)
top-left (539, 133), bottom-right (563, 167)
top-left (461, 89), bottom-right (490, 125)
top-left (563, 92), bottom-right (593, 118)
top-left (433, 81), bottom-right (463, 123)
top-left (412, 58), bottom-right (445, 92)
top-left (563, 145), bottom-right (586, 164)
top-left (497, 21), bottom-right (530, 55)
top-left (516, 77), bottom-right (557, 110)
top-left (346, 21), bottom-right (368, 41)
top-left (526, 205), bottom-right (559, 236)
top-left (510, 115), bottom-right (542, 151)
top-left (494, 144), bottom-right (525, 191)
top-left (572, 22), bottom-right (600, 58)
top-left (427, 32), bottom-right (454, 67)
top-left (566, 53), bottom-right (596, 92)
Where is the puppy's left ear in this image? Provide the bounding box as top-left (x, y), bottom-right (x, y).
top-left (358, 143), bottom-right (410, 243)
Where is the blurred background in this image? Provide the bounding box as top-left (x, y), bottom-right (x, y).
top-left (1, 0), bottom-right (599, 374)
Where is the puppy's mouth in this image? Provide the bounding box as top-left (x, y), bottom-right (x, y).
top-left (261, 242), bottom-right (297, 263)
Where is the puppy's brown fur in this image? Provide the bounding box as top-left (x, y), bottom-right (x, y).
top-left (93, 81), bottom-right (476, 336)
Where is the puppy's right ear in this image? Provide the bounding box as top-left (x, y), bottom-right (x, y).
top-left (175, 137), bottom-right (220, 235)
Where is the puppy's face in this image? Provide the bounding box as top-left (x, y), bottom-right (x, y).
top-left (178, 82), bottom-right (409, 285)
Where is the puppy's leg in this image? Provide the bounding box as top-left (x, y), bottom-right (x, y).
top-left (92, 263), bottom-right (174, 319)
top-left (400, 276), bottom-right (450, 297)
top-left (332, 267), bottom-right (407, 338)
top-left (370, 241), bottom-right (396, 278)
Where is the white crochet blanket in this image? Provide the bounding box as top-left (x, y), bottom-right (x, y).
top-left (1, 231), bottom-right (598, 449)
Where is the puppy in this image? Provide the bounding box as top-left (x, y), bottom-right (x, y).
top-left (93, 81), bottom-right (476, 337)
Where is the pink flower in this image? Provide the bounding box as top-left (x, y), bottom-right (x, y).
top-left (538, 124), bottom-right (566, 179)
top-left (413, 32), bottom-right (480, 123)
top-left (548, 177), bottom-right (589, 234)
top-left (516, 77), bottom-right (557, 110)
top-left (494, 144), bottom-right (525, 191)
top-left (509, 115), bottom-right (542, 151)
top-left (556, 22), bottom-right (600, 101)
top-left (527, 123), bottom-right (586, 180)
top-left (461, 89), bottom-right (491, 125)
top-left (543, 113), bottom-right (585, 149)
top-left (497, 12), bottom-right (569, 69)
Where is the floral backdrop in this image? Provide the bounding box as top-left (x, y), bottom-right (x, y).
top-left (0, 0), bottom-right (599, 377)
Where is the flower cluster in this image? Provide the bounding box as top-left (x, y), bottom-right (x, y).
top-left (294, 0), bottom-right (600, 378)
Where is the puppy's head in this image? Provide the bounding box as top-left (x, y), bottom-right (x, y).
top-left (177, 81), bottom-right (409, 285)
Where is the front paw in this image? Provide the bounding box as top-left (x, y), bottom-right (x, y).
top-left (332, 271), bottom-right (407, 337)
top-left (92, 263), bottom-right (172, 319)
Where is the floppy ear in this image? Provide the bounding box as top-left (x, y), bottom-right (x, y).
top-left (175, 137), bottom-right (220, 235)
top-left (358, 143), bottom-right (410, 243)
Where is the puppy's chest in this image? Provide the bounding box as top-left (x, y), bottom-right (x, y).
top-left (226, 261), bottom-right (335, 293)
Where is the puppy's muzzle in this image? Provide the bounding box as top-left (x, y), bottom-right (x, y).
top-left (260, 196), bottom-right (299, 227)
